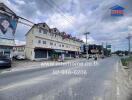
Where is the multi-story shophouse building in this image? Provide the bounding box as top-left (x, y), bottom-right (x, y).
top-left (25, 23), bottom-right (84, 60)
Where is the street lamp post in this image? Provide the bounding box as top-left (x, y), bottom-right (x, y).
top-left (84, 32), bottom-right (90, 59)
top-left (126, 34), bottom-right (132, 57)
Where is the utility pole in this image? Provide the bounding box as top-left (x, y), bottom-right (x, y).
top-left (106, 42), bottom-right (107, 49)
top-left (84, 32), bottom-right (90, 59)
top-left (102, 42), bottom-right (104, 56)
top-left (126, 34), bottom-right (132, 57)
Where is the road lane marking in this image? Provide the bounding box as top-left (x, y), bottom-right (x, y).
top-left (0, 76), bottom-right (49, 92)
top-left (93, 96), bottom-right (103, 100)
top-left (29, 78), bottom-right (83, 100)
top-left (116, 63), bottom-right (119, 73)
top-left (116, 86), bottom-right (120, 96)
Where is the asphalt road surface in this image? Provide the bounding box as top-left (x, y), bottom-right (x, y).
top-left (0, 57), bottom-right (120, 100)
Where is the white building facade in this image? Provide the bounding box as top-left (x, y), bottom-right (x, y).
top-left (13, 45), bottom-right (25, 57)
top-left (25, 23), bottom-right (84, 60)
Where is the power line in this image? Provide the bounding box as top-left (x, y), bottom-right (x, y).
top-left (18, 21), bottom-right (33, 27)
top-left (45, 0), bottom-right (74, 24)
top-left (44, 0), bottom-right (78, 33)
top-left (0, 5), bottom-right (83, 41)
top-left (1, 1), bottom-right (79, 35)
top-left (18, 16), bottom-right (34, 25)
top-left (0, 8), bottom-right (35, 25)
top-left (50, 0), bottom-right (74, 22)
top-left (35, 0), bottom-right (73, 32)
top-left (1, 6), bottom-right (69, 36)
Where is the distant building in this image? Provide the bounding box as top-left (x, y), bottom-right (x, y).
top-left (13, 45), bottom-right (25, 57)
top-left (83, 44), bottom-right (103, 54)
top-left (88, 44), bottom-right (103, 54)
top-left (25, 23), bottom-right (84, 60)
top-left (81, 44), bottom-right (104, 58)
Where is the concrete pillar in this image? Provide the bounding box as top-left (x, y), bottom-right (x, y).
top-left (47, 50), bottom-right (49, 59)
top-left (70, 53), bottom-right (71, 59)
top-left (32, 49), bottom-right (35, 60)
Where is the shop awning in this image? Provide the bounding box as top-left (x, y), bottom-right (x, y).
top-left (53, 49), bottom-right (65, 53)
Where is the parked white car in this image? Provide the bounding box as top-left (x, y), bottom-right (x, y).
top-left (16, 55), bottom-right (26, 60)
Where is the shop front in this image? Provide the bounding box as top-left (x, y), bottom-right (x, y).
top-left (0, 45), bottom-right (13, 58)
top-left (34, 48), bottom-right (52, 60)
top-left (51, 49), bottom-right (65, 61)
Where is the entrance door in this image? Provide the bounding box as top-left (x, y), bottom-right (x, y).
top-left (35, 49), bottom-right (47, 58)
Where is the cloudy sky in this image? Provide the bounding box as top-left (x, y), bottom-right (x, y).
top-left (1, 0), bottom-right (132, 51)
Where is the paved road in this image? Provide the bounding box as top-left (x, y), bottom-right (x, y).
top-left (0, 57), bottom-right (119, 100)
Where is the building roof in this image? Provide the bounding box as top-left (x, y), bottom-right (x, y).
top-left (110, 5), bottom-right (125, 10)
top-left (0, 3), bottom-right (17, 16)
top-left (25, 24), bottom-right (35, 36)
top-left (37, 22), bottom-right (50, 29)
top-left (50, 28), bottom-right (60, 34)
top-left (25, 23), bottom-right (84, 43)
top-left (25, 23), bottom-right (50, 36)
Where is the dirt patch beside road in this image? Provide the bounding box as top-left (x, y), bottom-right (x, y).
top-left (12, 60), bottom-right (46, 68)
top-left (125, 62), bottom-right (132, 100)
top-left (120, 58), bottom-right (132, 100)
top-left (11, 58), bottom-right (82, 68)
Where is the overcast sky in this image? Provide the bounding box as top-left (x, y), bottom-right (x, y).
top-left (1, 0), bottom-right (132, 51)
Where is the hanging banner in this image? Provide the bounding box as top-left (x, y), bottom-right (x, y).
top-left (0, 13), bottom-right (18, 40)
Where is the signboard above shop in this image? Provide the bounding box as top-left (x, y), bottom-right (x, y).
top-left (91, 49), bottom-right (99, 53)
top-left (0, 38), bottom-right (14, 46)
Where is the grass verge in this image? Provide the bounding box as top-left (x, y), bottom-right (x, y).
top-left (121, 57), bottom-right (132, 66)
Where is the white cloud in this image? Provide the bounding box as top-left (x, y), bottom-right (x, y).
top-left (46, 13), bottom-right (75, 32)
top-left (1, 0), bottom-right (20, 14)
top-left (81, 35), bottom-right (97, 44)
top-left (14, 0), bottom-right (25, 5)
top-left (1, 0), bottom-right (132, 50)
top-left (15, 40), bottom-right (26, 45)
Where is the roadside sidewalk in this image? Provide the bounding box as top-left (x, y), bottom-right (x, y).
top-left (117, 60), bottom-right (132, 100)
top-left (10, 58), bottom-right (85, 71)
top-left (123, 62), bottom-right (132, 100)
top-left (12, 58), bottom-right (84, 66)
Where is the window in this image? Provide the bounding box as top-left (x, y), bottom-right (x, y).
top-left (59, 44), bottom-right (61, 47)
top-left (38, 40), bottom-right (41, 44)
top-left (43, 29), bottom-right (47, 34)
top-left (54, 43), bottom-right (56, 46)
top-left (43, 41), bottom-right (46, 44)
top-left (50, 33), bottom-right (54, 36)
top-left (43, 24), bottom-right (45, 27)
top-left (50, 33), bottom-right (52, 36)
top-left (39, 28), bottom-right (41, 33)
top-left (50, 42), bottom-right (53, 45)
top-left (62, 45), bottom-right (64, 47)
top-left (0, 50), bottom-right (3, 56)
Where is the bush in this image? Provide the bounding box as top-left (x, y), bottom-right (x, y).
top-left (121, 57), bottom-right (132, 66)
